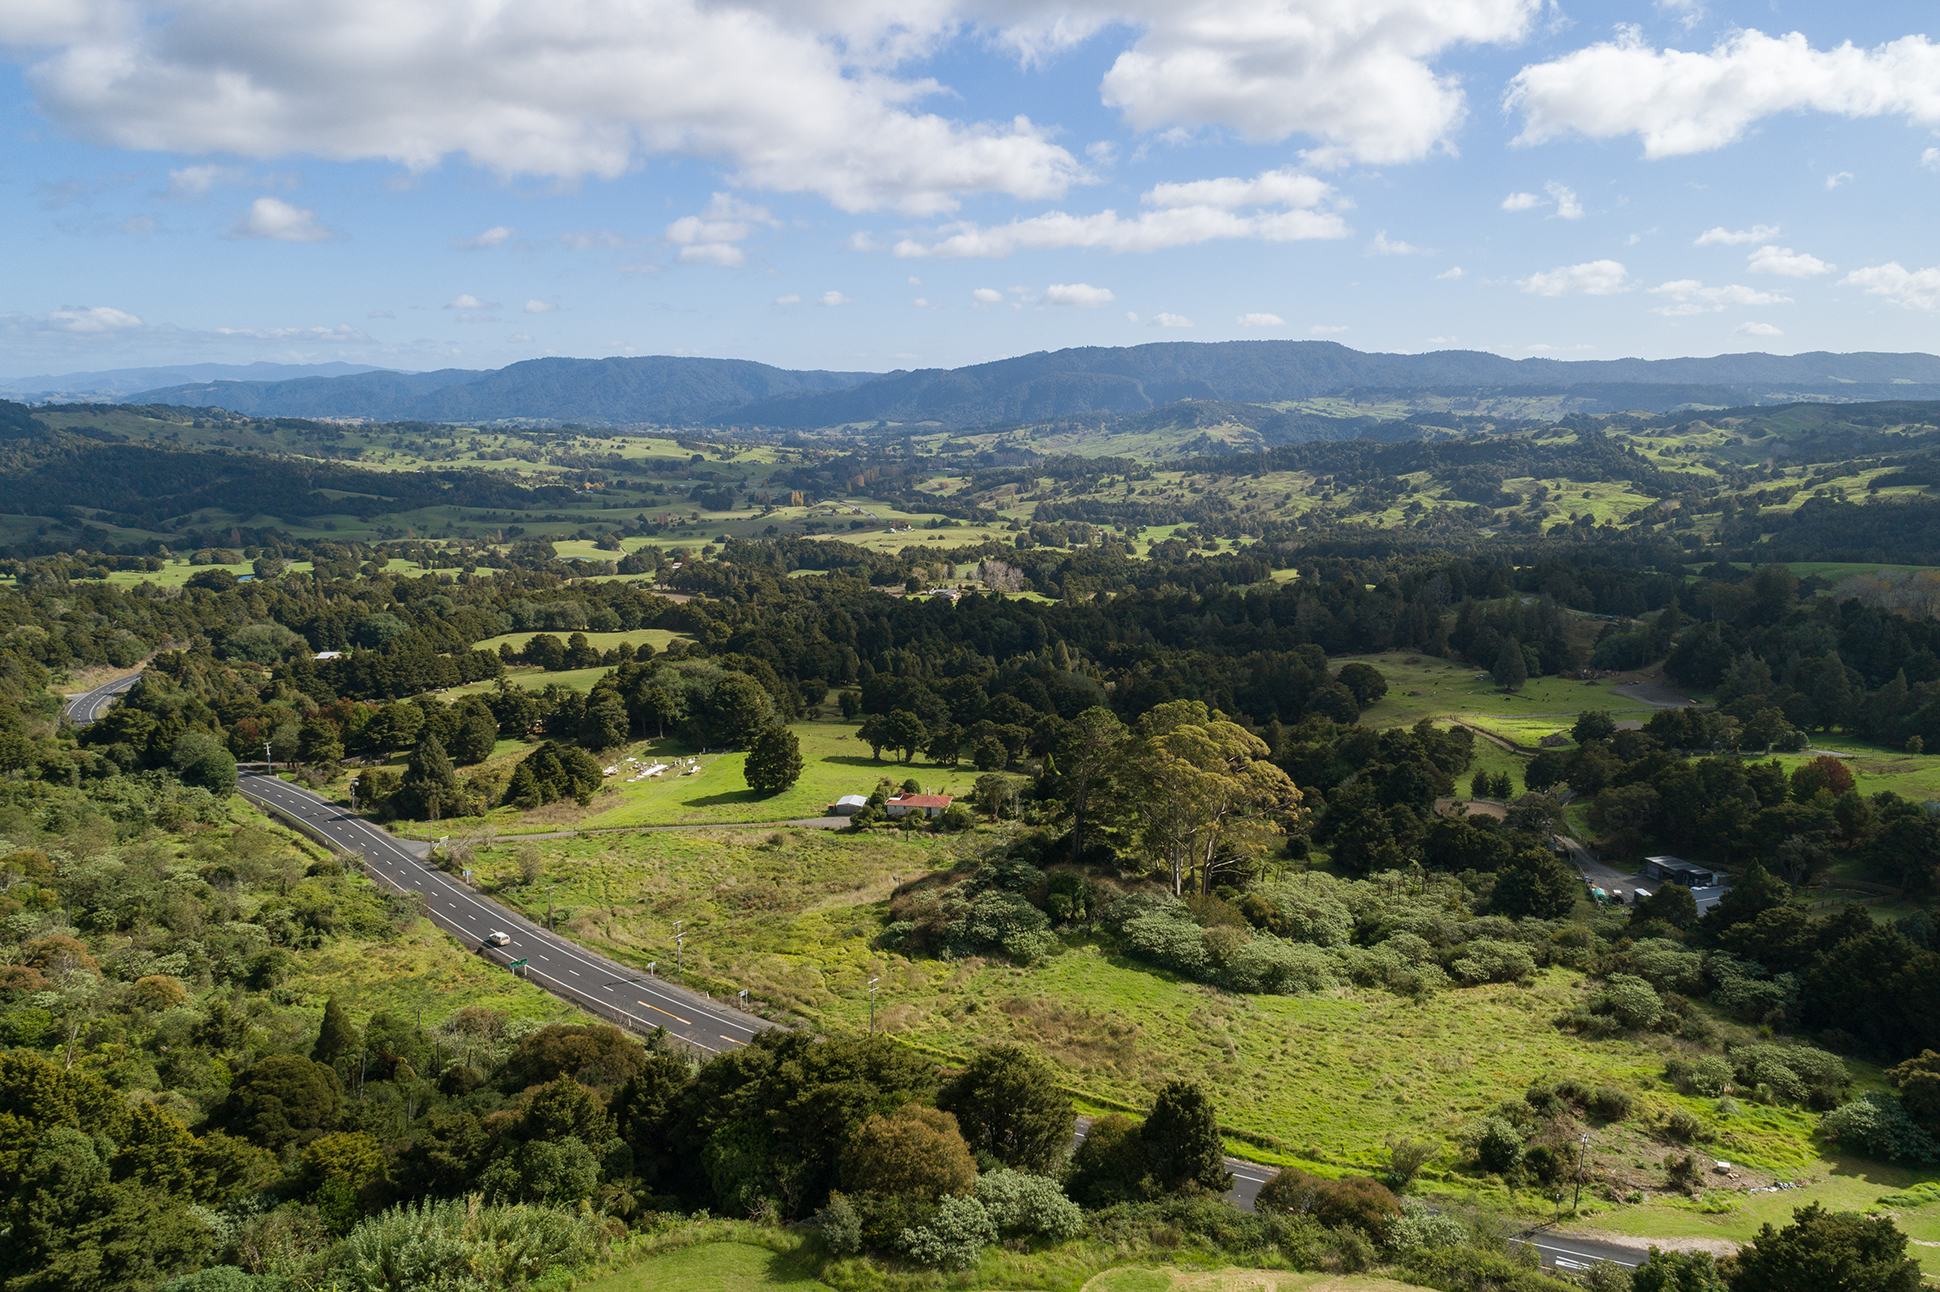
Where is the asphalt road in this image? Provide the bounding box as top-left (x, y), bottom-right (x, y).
top-left (1514, 1230), bottom-right (1646, 1272)
top-left (63, 671), bottom-right (142, 724)
top-left (236, 771), bottom-right (771, 1056)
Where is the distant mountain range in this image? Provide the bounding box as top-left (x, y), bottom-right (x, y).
top-left (4, 361), bottom-right (391, 400)
top-left (115, 342), bottom-right (1940, 429)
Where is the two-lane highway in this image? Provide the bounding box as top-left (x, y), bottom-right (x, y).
top-left (237, 771), bottom-right (770, 1055)
top-left (63, 671), bottom-right (142, 724)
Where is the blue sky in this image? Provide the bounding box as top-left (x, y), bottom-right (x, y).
top-left (3, 0), bottom-right (1939, 379)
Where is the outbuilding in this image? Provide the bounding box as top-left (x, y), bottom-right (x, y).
top-left (830, 794), bottom-right (870, 817)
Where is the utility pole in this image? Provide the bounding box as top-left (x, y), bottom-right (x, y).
top-left (868, 977), bottom-right (881, 1033)
top-left (545, 884), bottom-right (557, 931)
top-left (264, 739), bottom-right (272, 774)
top-left (1572, 1132), bottom-right (1590, 1213)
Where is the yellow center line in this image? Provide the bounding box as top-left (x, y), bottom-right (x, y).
top-left (639, 1000), bottom-right (692, 1025)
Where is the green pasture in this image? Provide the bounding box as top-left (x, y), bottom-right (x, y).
top-left (476, 825), bottom-right (1848, 1187)
top-left (1344, 654), bottom-right (1637, 729)
top-left (568, 720), bottom-right (966, 830)
top-left (471, 629), bottom-right (689, 656)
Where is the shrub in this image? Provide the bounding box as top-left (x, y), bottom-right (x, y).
top-left (1665, 1056), bottom-right (1735, 1097)
top-left (325, 1198), bottom-right (602, 1292)
top-left (900, 1194), bottom-right (997, 1270)
top-left (1593, 974), bottom-right (1664, 1029)
top-left (973, 1169), bottom-right (1084, 1240)
top-left (1665, 1110), bottom-right (1705, 1142)
top-left (1474, 1117), bottom-right (1525, 1173)
top-left (816, 1192), bottom-right (863, 1256)
top-left (1448, 939), bottom-right (1536, 985)
top-left (1586, 1087), bottom-right (1634, 1122)
top-left (1120, 913), bottom-right (1211, 977)
top-left (840, 1105), bottom-right (977, 1200)
top-left (1385, 1199), bottom-right (1468, 1253)
top-left (1821, 1093), bottom-right (1940, 1163)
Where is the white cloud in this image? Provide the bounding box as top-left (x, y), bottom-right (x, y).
top-left (1436, 266), bottom-right (1465, 280)
top-left (907, 276), bottom-right (923, 285)
top-left (211, 323), bottom-right (369, 341)
top-left (1841, 262), bottom-right (1940, 310)
top-left (1694, 224), bottom-right (1779, 246)
top-left (1518, 259), bottom-right (1631, 295)
top-left (1501, 191), bottom-right (1542, 211)
top-left (1310, 324), bottom-right (1350, 334)
top-left (1368, 230), bottom-right (1426, 255)
top-left (164, 163), bottom-right (245, 198)
top-left (38, 305), bottom-right (144, 333)
top-left (1647, 279), bottom-right (1792, 315)
top-left (972, 287), bottom-right (1004, 304)
top-left (1094, 0), bottom-right (1540, 166)
top-left (847, 231), bottom-right (879, 252)
top-left (453, 224), bottom-right (514, 249)
top-left (523, 299), bottom-right (557, 313)
top-left (1924, 148), bottom-right (1940, 173)
top-left (773, 294), bottom-right (802, 305)
top-left (368, 309), bottom-right (394, 318)
top-left (1044, 282), bottom-right (1115, 307)
top-left (445, 294), bottom-right (496, 310)
top-left (664, 193), bottom-right (774, 268)
top-left (559, 229), bottom-right (627, 250)
top-left (506, 332), bottom-right (534, 342)
top-left (1825, 171), bottom-right (1855, 190)
top-left (893, 165), bottom-right (1348, 258)
top-left (1152, 312), bottom-right (1193, 327)
top-left (1425, 335), bottom-right (1457, 344)
top-left (1545, 181), bottom-right (1583, 219)
top-left (1508, 28), bottom-right (1940, 159)
top-left (1238, 312), bottom-right (1285, 326)
top-left (223, 196), bottom-right (342, 242)
top-left (1125, 312), bottom-right (1139, 323)
top-left (820, 290), bottom-right (854, 306)
top-left (1734, 321), bottom-right (1783, 336)
top-left (1748, 245), bottom-right (1833, 277)
top-left (14, 0), bottom-right (1085, 217)
top-left (912, 296), bottom-right (931, 307)
top-left (676, 243), bottom-right (746, 267)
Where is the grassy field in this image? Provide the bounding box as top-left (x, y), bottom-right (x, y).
top-left (579, 1235), bottom-right (1430, 1292)
top-left (1346, 655), bottom-right (1639, 729)
top-left (468, 827), bottom-right (1867, 1193)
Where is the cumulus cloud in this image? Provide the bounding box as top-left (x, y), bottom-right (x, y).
top-left (38, 305), bottom-right (144, 333)
top-left (1310, 324), bottom-right (1350, 334)
top-left (1508, 27), bottom-right (1940, 159)
top-left (664, 193), bottom-right (775, 268)
top-left (1518, 259), bottom-right (1631, 295)
top-left (773, 294), bottom-right (802, 305)
top-left (1695, 224), bottom-right (1779, 246)
top-left (1924, 148), bottom-right (1940, 173)
top-left (1842, 263), bottom-right (1940, 310)
top-left (164, 163), bottom-right (245, 198)
top-left (1152, 312), bottom-right (1192, 327)
top-left (1825, 171), bottom-right (1854, 190)
top-left (1436, 266), bottom-right (1465, 280)
top-left (820, 290), bottom-right (854, 306)
top-left (1044, 282), bottom-right (1115, 307)
top-left (1094, 0), bottom-right (1541, 166)
top-left (1647, 279), bottom-right (1792, 315)
top-left (972, 287), bottom-right (1004, 304)
top-left (1748, 245), bottom-right (1833, 277)
top-left (1734, 321), bottom-right (1783, 335)
top-left (893, 165), bottom-right (1348, 258)
top-left (1501, 191), bottom-right (1542, 211)
top-left (1368, 230), bottom-right (1426, 255)
top-left (1545, 181), bottom-right (1583, 219)
top-left (1238, 312), bottom-right (1285, 326)
top-left (223, 196), bottom-right (342, 241)
top-left (523, 299), bottom-right (557, 313)
top-left (453, 224), bottom-right (514, 249)
top-left (12, 0), bottom-right (1085, 216)
top-left (445, 294), bottom-right (496, 310)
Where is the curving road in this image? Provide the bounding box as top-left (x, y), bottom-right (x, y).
top-left (236, 771), bottom-right (770, 1056)
top-left (63, 671), bottom-right (142, 724)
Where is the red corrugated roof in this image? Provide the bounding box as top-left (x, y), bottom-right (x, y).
top-left (887, 794), bottom-right (953, 807)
